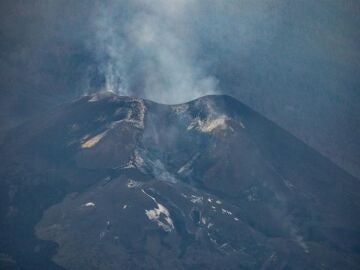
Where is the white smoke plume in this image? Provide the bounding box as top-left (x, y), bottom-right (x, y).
top-left (92, 0), bottom-right (219, 104)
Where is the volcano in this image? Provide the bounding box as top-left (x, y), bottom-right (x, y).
top-left (0, 93), bottom-right (359, 269)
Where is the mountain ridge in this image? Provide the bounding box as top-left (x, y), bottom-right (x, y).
top-left (0, 93), bottom-right (359, 269)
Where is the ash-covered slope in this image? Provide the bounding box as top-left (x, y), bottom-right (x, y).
top-left (0, 93), bottom-right (359, 270)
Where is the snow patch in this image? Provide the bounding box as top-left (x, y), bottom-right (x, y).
top-left (83, 202), bottom-right (96, 207)
top-left (142, 189), bottom-right (174, 232)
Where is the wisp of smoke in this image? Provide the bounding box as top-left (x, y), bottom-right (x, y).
top-left (92, 0), bottom-right (219, 104)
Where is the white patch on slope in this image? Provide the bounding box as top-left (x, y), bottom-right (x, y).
top-left (81, 131), bottom-right (108, 148)
top-left (177, 153), bottom-right (200, 175)
top-left (121, 161), bottom-right (136, 169)
top-left (187, 99), bottom-right (246, 133)
top-left (198, 116), bottom-right (229, 132)
top-left (190, 195), bottom-right (203, 204)
top-left (142, 189), bottom-right (174, 232)
top-left (187, 116), bottom-right (229, 133)
top-left (127, 179), bottom-right (142, 188)
top-left (221, 208), bottom-right (232, 215)
top-left (88, 95), bottom-right (100, 102)
top-left (83, 202), bottom-right (96, 207)
top-left (201, 216), bottom-right (207, 225)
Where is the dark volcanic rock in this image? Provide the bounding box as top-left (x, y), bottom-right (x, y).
top-left (0, 93), bottom-right (359, 269)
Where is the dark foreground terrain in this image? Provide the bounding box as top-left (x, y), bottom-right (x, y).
top-left (0, 93), bottom-right (359, 269)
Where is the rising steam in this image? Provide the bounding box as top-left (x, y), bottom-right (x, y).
top-left (92, 0), bottom-right (218, 104)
